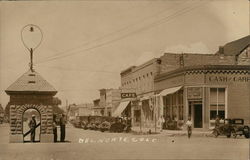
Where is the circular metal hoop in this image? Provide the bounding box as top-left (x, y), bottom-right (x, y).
top-left (21, 24), bottom-right (43, 52)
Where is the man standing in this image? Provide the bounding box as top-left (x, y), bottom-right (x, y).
top-left (53, 114), bottom-right (58, 142)
top-left (215, 115), bottom-right (220, 129)
top-left (60, 114), bottom-right (66, 142)
top-left (29, 115), bottom-right (36, 142)
top-left (186, 116), bottom-right (192, 139)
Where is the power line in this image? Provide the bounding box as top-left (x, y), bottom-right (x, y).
top-left (36, 1), bottom-right (204, 64)
top-left (35, 1), bottom-right (190, 64)
top-left (37, 65), bottom-right (120, 74)
top-left (36, 1), bottom-right (188, 63)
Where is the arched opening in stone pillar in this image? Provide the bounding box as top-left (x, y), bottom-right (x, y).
top-left (22, 108), bottom-right (41, 142)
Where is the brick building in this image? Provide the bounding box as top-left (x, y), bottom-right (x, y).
top-left (68, 103), bottom-right (93, 120)
top-left (97, 89), bottom-right (121, 117)
top-left (154, 35), bottom-right (250, 129)
top-left (120, 58), bottom-right (161, 130)
top-left (5, 70), bottom-right (57, 142)
top-left (92, 99), bottom-right (103, 116)
top-left (119, 35), bottom-right (249, 131)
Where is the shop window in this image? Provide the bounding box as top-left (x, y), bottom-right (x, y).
top-left (142, 100), bottom-right (153, 121)
top-left (209, 88), bottom-right (226, 128)
top-left (164, 91), bottom-right (183, 121)
top-left (134, 110), bottom-right (141, 123)
top-left (108, 111), bottom-right (111, 117)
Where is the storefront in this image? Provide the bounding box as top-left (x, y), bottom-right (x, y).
top-left (155, 65), bottom-right (250, 129)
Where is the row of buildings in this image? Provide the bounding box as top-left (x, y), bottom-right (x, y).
top-left (70, 35), bottom-right (250, 131)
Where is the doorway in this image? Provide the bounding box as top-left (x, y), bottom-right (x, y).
top-left (188, 101), bottom-right (203, 128)
top-left (22, 109), bottom-right (41, 142)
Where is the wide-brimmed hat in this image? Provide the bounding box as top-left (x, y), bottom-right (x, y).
top-left (32, 115), bottom-right (35, 117)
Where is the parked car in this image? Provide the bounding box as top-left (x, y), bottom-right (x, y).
top-left (109, 117), bottom-right (126, 133)
top-left (212, 118), bottom-right (250, 138)
top-left (230, 119), bottom-right (249, 138)
top-left (99, 121), bottom-right (111, 132)
top-left (212, 119), bottom-right (233, 138)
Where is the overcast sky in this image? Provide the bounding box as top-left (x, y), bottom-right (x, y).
top-left (0, 0), bottom-right (249, 108)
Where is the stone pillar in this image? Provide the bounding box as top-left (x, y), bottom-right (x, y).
top-left (9, 105), bottom-right (23, 143)
top-left (40, 105), bottom-right (54, 143)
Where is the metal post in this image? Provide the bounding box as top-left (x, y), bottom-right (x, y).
top-left (216, 88), bottom-right (219, 115)
top-left (140, 104), bottom-right (142, 133)
top-left (30, 48), bottom-right (33, 71)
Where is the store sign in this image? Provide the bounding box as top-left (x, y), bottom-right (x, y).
top-left (121, 93), bottom-right (136, 99)
top-left (208, 76), bottom-right (250, 83)
top-left (187, 87), bottom-right (203, 99)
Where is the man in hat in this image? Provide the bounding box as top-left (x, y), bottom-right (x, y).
top-left (29, 114), bottom-right (37, 142)
top-left (60, 114), bottom-right (67, 142)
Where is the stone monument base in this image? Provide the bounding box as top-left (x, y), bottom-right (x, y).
top-left (40, 134), bottom-right (54, 143)
top-left (9, 134), bottom-right (23, 143)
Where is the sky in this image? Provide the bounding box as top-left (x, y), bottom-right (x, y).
top-left (0, 0), bottom-right (249, 108)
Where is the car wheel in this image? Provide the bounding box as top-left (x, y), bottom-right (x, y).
top-left (212, 130), bottom-right (219, 138)
top-left (226, 134), bottom-right (231, 138)
top-left (243, 126), bottom-right (250, 138)
top-left (231, 130), bottom-right (237, 138)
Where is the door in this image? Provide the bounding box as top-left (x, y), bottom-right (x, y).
top-left (188, 101), bottom-right (203, 128)
top-left (194, 104), bottom-right (202, 128)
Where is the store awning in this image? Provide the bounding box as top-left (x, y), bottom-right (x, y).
top-left (159, 86), bottom-right (182, 96)
top-left (140, 96), bottom-right (150, 101)
top-left (113, 101), bottom-right (130, 117)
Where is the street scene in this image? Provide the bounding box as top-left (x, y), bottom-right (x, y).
top-left (0, 0), bottom-right (250, 160)
top-left (0, 123), bottom-right (249, 160)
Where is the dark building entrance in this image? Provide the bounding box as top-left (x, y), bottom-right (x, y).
top-left (23, 109), bottom-right (41, 142)
top-left (188, 101), bottom-right (203, 128)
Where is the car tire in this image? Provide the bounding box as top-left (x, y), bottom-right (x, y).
top-left (243, 126), bottom-right (250, 138)
top-left (212, 130), bottom-right (219, 138)
top-left (231, 130), bottom-right (237, 138)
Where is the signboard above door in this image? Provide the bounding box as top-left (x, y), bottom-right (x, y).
top-left (187, 87), bottom-right (203, 99)
top-left (121, 93), bottom-right (136, 99)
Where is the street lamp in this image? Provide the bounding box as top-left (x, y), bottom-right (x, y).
top-left (21, 24), bottom-right (43, 71)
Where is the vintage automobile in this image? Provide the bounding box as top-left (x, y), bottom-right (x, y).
top-left (110, 121), bottom-right (126, 133)
top-left (212, 119), bottom-right (233, 138)
top-left (230, 119), bottom-right (249, 138)
top-left (212, 118), bottom-right (250, 138)
top-left (99, 121), bottom-right (111, 132)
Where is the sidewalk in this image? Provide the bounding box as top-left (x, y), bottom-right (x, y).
top-left (131, 126), bottom-right (213, 137)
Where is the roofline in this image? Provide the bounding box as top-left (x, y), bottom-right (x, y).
top-left (155, 65), bottom-right (250, 82)
top-left (120, 66), bottom-right (136, 75)
top-left (5, 90), bottom-right (57, 96)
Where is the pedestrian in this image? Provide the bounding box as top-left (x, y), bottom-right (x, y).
top-left (186, 116), bottom-right (192, 138)
top-left (28, 114), bottom-right (36, 142)
top-left (159, 116), bottom-right (165, 132)
top-left (215, 115), bottom-right (220, 129)
top-left (53, 114), bottom-right (57, 142)
top-left (60, 114), bottom-right (66, 142)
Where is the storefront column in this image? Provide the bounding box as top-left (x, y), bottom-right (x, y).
top-left (183, 87), bottom-right (188, 122)
top-left (204, 87), bottom-right (210, 129)
top-left (131, 103), bottom-right (134, 126)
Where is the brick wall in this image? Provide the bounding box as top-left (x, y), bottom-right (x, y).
top-left (160, 53), bottom-right (236, 74)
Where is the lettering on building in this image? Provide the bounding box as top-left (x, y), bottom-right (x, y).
top-left (121, 93), bottom-right (136, 99)
top-left (208, 76), bottom-right (250, 82)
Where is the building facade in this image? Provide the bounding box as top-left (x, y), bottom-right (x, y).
top-left (68, 103), bottom-right (94, 120)
top-left (98, 89), bottom-right (121, 117)
top-left (119, 35), bottom-right (249, 131)
top-left (154, 35), bottom-right (250, 129)
top-left (92, 99), bottom-right (103, 116)
top-left (120, 58), bottom-right (161, 131)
